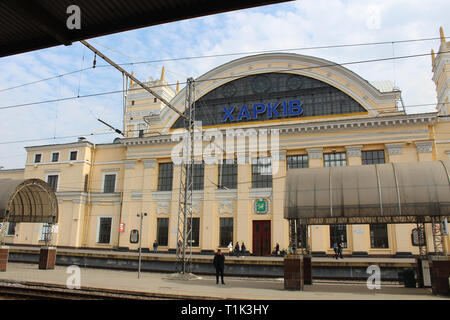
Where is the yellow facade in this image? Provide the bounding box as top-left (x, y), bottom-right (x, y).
top-left (1, 30), bottom-right (450, 256)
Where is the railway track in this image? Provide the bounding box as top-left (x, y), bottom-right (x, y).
top-left (0, 280), bottom-right (190, 300)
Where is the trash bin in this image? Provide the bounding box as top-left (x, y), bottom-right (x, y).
top-left (402, 269), bottom-right (416, 288)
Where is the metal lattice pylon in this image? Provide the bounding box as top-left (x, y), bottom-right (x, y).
top-left (431, 216), bottom-right (444, 255)
top-left (175, 78), bottom-right (196, 274)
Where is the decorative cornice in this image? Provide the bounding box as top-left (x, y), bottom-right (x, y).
top-left (414, 140), bottom-right (433, 153)
top-left (143, 159), bottom-right (156, 169)
top-left (345, 145), bottom-right (363, 157)
top-left (125, 160), bottom-right (135, 169)
top-left (385, 143), bottom-right (403, 155)
top-left (306, 148), bottom-right (323, 159)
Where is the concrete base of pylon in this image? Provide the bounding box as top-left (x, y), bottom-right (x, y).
top-left (165, 272), bottom-right (202, 281)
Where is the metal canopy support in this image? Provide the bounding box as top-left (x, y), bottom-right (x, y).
top-left (432, 216), bottom-right (444, 255)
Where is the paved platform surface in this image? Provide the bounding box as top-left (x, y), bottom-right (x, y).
top-left (0, 262), bottom-right (447, 300)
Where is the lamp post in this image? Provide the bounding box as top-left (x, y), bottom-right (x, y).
top-left (137, 212), bottom-right (147, 279)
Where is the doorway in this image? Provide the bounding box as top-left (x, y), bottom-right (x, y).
top-left (252, 220), bottom-right (271, 256)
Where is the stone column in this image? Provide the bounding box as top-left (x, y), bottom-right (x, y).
top-left (201, 163), bottom-right (216, 254)
top-left (345, 145), bottom-right (367, 254)
top-left (118, 160), bottom-right (136, 250)
top-left (236, 154), bottom-right (251, 251)
top-left (142, 159), bottom-right (157, 252)
top-left (306, 148), bottom-right (327, 255)
top-left (272, 150), bottom-right (288, 250)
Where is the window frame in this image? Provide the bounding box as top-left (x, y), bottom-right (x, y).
top-left (370, 224), bottom-right (389, 249)
top-left (218, 161), bottom-right (238, 190)
top-left (251, 157), bottom-right (273, 188)
top-left (323, 152), bottom-right (347, 167)
top-left (157, 162), bottom-right (174, 191)
top-left (286, 154), bottom-right (309, 169)
top-left (51, 151), bottom-right (60, 163)
top-left (6, 222), bottom-right (16, 236)
top-left (329, 224), bottom-right (348, 248)
top-left (156, 217), bottom-right (169, 247)
top-left (362, 150), bottom-right (386, 165)
top-left (102, 172), bottom-right (118, 193)
top-left (69, 150), bottom-right (78, 161)
top-left (34, 153), bottom-right (42, 164)
top-left (219, 217), bottom-right (234, 247)
top-left (97, 216), bottom-right (113, 244)
top-left (46, 174), bottom-right (59, 192)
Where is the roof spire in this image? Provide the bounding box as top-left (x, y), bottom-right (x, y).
top-left (176, 80), bottom-right (180, 93)
top-left (160, 66), bottom-right (165, 81)
top-left (431, 49), bottom-right (436, 66)
top-left (440, 26), bottom-right (445, 43)
top-left (130, 71), bottom-right (135, 85)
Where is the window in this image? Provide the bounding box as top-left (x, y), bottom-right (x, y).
top-left (362, 150), bottom-right (385, 165)
top-left (131, 100), bottom-right (135, 106)
top-left (103, 174), bottom-right (116, 193)
top-left (39, 223), bottom-right (52, 241)
top-left (158, 163), bottom-right (173, 191)
top-left (139, 130), bottom-right (144, 138)
top-left (324, 152), bottom-right (347, 167)
top-left (330, 224), bottom-right (347, 248)
top-left (188, 217), bottom-right (200, 247)
top-left (287, 155), bottom-right (308, 169)
top-left (51, 152), bottom-right (59, 162)
top-left (69, 151), bottom-right (78, 161)
top-left (188, 163), bottom-right (204, 191)
top-left (34, 154), bottom-right (42, 163)
top-left (47, 175), bottom-right (58, 192)
top-left (295, 222), bottom-right (308, 248)
top-left (252, 157), bottom-right (272, 188)
top-left (97, 217), bottom-right (112, 244)
top-left (218, 161), bottom-right (238, 189)
top-left (370, 224), bottom-right (389, 248)
top-left (6, 222), bottom-right (16, 236)
top-left (153, 98), bottom-right (157, 103)
top-left (156, 218), bottom-right (169, 246)
top-left (219, 218), bottom-right (233, 247)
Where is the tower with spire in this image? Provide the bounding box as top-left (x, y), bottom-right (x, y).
top-left (431, 27), bottom-right (450, 115)
top-left (124, 67), bottom-right (179, 137)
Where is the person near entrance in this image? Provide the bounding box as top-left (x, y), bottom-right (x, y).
top-left (332, 242), bottom-right (338, 259)
top-left (153, 240), bottom-right (158, 253)
top-left (234, 242), bottom-right (240, 257)
top-left (337, 241), bottom-right (344, 259)
top-left (240, 242), bottom-right (246, 257)
top-left (228, 241), bottom-right (233, 256)
top-left (213, 249), bottom-right (225, 285)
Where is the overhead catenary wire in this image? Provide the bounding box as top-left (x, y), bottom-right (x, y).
top-left (0, 35), bottom-right (444, 94)
top-left (1, 49), bottom-right (448, 112)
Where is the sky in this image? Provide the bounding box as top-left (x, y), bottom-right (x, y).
top-left (0, 0), bottom-right (449, 169)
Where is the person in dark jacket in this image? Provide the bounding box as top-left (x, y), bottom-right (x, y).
top-left (234, 241), bottom-right (240, 257)
top-left (240, 242), bottom-right (246, 257)
top-left (213, 249), bottom-right (225, 285)
top-left (338, 241), bottom-right (344, 259)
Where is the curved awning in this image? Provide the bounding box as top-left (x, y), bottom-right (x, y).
top-left (0, 179), bottom-right (58, 223)
top-left (284, 160), bottom-right (450, 224)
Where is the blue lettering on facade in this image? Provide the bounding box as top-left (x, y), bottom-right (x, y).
top-left (221, 100), bottom-right (303, 123)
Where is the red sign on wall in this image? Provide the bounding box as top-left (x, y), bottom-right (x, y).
top-left (119, 223), bottom-right (125, 233)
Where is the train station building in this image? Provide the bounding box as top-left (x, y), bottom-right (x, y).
top-left (1, 28), bottom-right (450, 258)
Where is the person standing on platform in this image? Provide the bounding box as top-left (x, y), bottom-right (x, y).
top-left (275, 243), bottom-right (280, 256)
top-left (240, 242), bottom-right (246, 257)
top-left (153, 240), bottom-right (158, 253)
top-left (213, 249), bottom-right (225, 285)
top-left (234, 241), bottom-right (240, 257)
top-left (228, 241), bottom-right (233, 256)
top-left (332, 242), bottom-right (338, 259)
top-left (338, 241), bottom-right (344, 259)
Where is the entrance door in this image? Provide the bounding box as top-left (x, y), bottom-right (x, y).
top-left (252, 220), bottom-right (271, 256)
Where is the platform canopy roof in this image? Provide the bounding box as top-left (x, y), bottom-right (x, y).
top-left (284, 160), bottom-right (450, 225)
top-left (0, 0), bottom-right (292, 58)
top-left (0, 179), bottom-right (58, 223)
